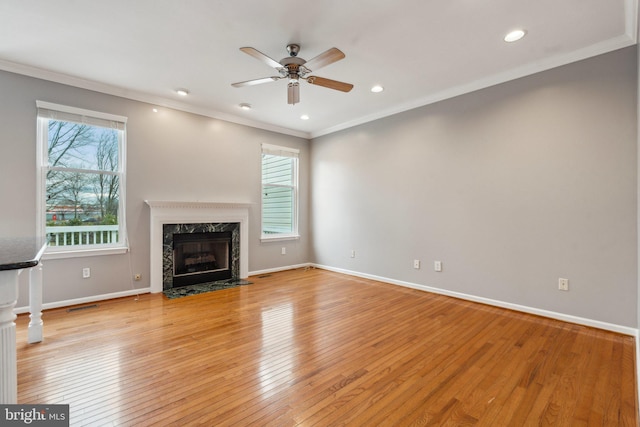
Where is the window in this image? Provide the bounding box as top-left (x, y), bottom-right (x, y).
top-left (261, 144), bottom-right (299, 240)
top-left (36, 101), bottom-right (127, 256)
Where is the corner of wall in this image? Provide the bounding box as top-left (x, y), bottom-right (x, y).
top-left (635, 10), bottom-right (640, 417)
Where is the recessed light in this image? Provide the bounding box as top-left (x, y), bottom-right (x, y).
top-left (504, 29), bottom-right (526, 43)
top-left (152, 108), bottom-right (158, 113)
top-left (176, 88), bottom-right (189, 96)
top-left (371, 85), bottom-right (384, 93)
top-left (239, 103), bottom-right (252, 110)
top-left (300, 114), bottom-right (310, 120)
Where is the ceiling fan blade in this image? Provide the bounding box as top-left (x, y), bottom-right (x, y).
top-left (306, 76), bottom-right (353, 92)
top-left (231, 76), bottom-right (280, 88)
top-left (287, 82), bottom-right (300, 105)
top-left (239, 47), bottom-right (283, 70)
top-left (302, 48), bottom-right (345, 72)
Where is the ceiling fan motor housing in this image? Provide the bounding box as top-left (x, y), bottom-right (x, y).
top-left (279, 56), bottom-right (307, 78)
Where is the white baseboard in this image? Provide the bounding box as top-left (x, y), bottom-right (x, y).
top-left (14, 288), bottom-right (150, 315)
top-left (12, 263), bottom-right (314, 314)
top-left (13, 264), bottom-right (638, 338)
top-left (314, 264), bottom-right (639, 337)
top-left (249, 263), bottom-right (312, 277)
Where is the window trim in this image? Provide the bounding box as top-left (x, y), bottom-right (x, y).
top-left (261, 143), bottom-right (300, 241)
top-left (36, 101), bottom-right (129, 257)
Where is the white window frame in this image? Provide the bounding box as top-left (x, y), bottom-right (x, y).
top-left (261, 143), bottom-right (300, 242)
top-left (36, 101), bottom-right (128, 259)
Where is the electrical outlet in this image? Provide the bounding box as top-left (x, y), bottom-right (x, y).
top-left (434, 261), bottom-right (442, 272)
top-left (413, 259), bottom-right (420, 269)
top-left (281, 247), bottom-right (286, 255)
top-left (558, 278), bottom-right (569, 291)
top-left (82, 267), bottom-right (91, 279)
top-left (134, 273), bottom-right (142, 281)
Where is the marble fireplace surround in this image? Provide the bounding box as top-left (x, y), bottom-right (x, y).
top-left (145, 201), bottom-right (250, 293)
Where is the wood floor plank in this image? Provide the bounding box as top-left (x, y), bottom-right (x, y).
top-left (14, 268), bottom-right (637, 426)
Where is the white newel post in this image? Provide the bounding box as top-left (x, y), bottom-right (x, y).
top-left (28, 263), bottom-right (43, 344)
top-left (0, 269), bottom-right (19, 404)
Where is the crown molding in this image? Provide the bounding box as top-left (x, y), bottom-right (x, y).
top-left (0, 59), bottom-right (310, 139)
top-left (311, 33), bottom-right (637, 138)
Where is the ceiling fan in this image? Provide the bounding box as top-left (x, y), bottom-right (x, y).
top-left (231, 44), bottom-right (353, 105)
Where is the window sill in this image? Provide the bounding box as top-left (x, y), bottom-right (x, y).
top-left (43, 246), bottom-right (129, 260)
top-left (260, 234), bottom-right (300, 243)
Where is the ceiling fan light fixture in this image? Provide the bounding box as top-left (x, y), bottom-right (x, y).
top-left (371, 85), bottom-right (384, 93)
top-left (288, 81), bottom-right (300, 105)
top-left (504, 29), bottom-right (526, 43)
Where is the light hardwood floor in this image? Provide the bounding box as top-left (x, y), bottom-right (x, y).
top-left (16, 268), bottom-right (638, 426)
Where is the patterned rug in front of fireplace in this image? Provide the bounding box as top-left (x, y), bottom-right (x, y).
top-left (163, 279), bottom-right (252, 299)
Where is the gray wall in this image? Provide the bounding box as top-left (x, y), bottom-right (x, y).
top-left (0, 71), bottom-right (309, 307)
top-left (1, 46), bottom-right (637, 329)
top-left (310, 47), bottom-right (638, 327)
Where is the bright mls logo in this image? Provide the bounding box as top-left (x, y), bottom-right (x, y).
top-left (1, 405), bottom-right (69, 426)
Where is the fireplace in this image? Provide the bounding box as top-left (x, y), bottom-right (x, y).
top-left (146, 200), bottom-right (250, 294)
top-left (163, 222), bottom-right (240, 290)
top-left (172, 231), bottom-right (232, 287)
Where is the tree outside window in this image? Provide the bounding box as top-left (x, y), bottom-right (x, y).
top-left (37, 102), bottom-right (127, 250)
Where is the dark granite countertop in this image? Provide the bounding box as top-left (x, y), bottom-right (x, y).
top-left (0, 237), bottom-right (47, 271)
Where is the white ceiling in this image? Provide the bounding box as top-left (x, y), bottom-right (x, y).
top-left (0, 0), bottom-right (636, 138)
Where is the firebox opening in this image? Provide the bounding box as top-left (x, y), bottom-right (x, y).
top-left (172, 231), bottom-right (232, 287)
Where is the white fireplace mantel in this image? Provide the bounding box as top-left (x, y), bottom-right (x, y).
top-left (145, 200), bottom-right (252, 210)
top-left (145, 200), bottom-right (251, 293)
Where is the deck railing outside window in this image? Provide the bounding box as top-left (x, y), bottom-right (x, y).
top-left (46, 225), bottom-right (119, 246)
